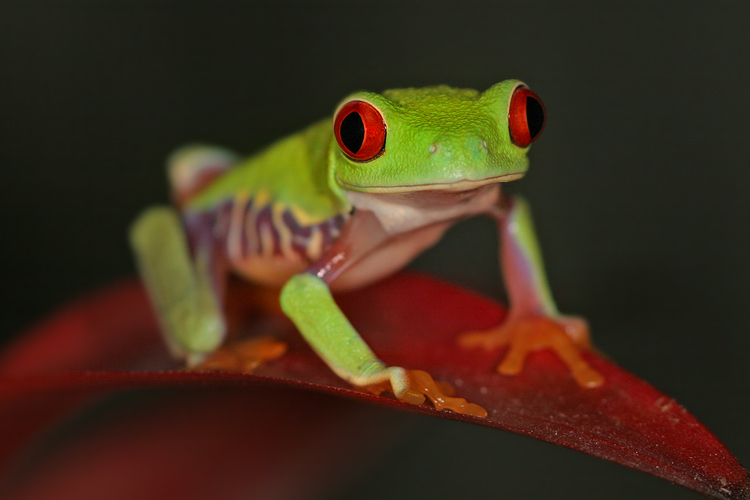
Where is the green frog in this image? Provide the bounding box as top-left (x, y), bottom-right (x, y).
top-left (130, 80), bottom-right (603, 417)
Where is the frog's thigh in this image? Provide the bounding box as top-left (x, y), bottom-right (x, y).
top-left (130, 206), bottom-right (225, 363)
top-left (168, 145), bottom-right (239, 205)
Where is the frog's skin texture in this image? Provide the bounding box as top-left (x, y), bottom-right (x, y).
top-left (130, 80), bottom-right (603, 409)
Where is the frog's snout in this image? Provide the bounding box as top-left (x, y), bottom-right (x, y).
top-left (427, 136), bottom-right (489, 162)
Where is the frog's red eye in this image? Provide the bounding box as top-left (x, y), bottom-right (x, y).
top-left (334, 100), bottom-right (386, 162)
top-left (508, 87), bottom-right (546, 147)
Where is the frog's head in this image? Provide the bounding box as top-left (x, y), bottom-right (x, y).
top-left (330, 80), bottom-right (545, 194)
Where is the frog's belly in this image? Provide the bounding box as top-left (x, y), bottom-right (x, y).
top-left (229, 221), bottom-right (451, 291)
top-left (229, 254), bottom-right (308, 289)
top-left (331, 220), bottom-right (451, 291)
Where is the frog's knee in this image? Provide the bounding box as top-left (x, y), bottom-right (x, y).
top-left (129, 206), bottom-right (182, 253)
top-left (167, 145), bottom-right (239, 205)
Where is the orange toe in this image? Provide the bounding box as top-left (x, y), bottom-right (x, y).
top-left (196, 335), bottom-right (287, 373)
top-left (460, 316), bottom-right (604, 388)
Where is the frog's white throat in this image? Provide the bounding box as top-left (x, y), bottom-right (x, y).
top-left (345, 184), bottom-right (500, 235)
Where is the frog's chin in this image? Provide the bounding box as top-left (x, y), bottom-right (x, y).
top-left (338, 172), bottom-right (525, 194)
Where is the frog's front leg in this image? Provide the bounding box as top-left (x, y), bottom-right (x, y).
top-left (280, 210), bottom-right (487, 417)
top-left (281, 273), bottom-right (418, 399)
top-left (458, 195), bottom-right (604, 388)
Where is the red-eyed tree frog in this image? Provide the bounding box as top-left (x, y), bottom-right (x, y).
top-left (130, 80), bottom-right (604, 417)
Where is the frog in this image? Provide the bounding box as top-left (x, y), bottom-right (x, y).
top-left (130, 80), bottom-right (604, 418)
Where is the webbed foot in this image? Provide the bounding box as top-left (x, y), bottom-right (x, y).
top-left (195, 335), bottom-right (287, 373)
top-left (459, 316), bottom-right (604, 388)
top-left (361, 368), bottom-right (488, 417)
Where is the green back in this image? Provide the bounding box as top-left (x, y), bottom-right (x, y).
top-left (187, 120), bottom-right (349, 225)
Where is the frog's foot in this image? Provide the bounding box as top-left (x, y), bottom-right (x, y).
top-left (360, 368), bottom-right (488, 418)
top-left (195, 335), bottom-right (287, 373)
top-left (458, 316), bottom-right (604, 388)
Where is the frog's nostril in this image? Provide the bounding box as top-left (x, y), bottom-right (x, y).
top-left (429, 143), bottom-right (439, 154)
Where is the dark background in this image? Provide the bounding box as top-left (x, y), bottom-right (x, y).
top-left (2, 1), bottom-right (748, 498)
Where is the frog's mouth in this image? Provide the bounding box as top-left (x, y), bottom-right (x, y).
top-left (345, 181), bottom-right (502, 228)
top-left (338, 172), bottom-right (524, 194)
top-left (379, 184), bottom-right (496, 209)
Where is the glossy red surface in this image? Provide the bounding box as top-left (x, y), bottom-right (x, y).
top-left (0, 273), bottom-right (747, 499)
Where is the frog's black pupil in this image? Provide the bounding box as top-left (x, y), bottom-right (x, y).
top-left (340, 111), bottom-right (365, 154)
top-left (526, 97), bottom-right (545, 139)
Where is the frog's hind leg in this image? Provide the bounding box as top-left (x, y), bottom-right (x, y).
top-left (131, 205), bottom-right (287, 372)
top-left (168, 145), bottom-right (239, 206)
top-left (130, 206), bottom-right (227, 366)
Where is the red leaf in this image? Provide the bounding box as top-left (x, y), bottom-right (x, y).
top-left (1, 388), bottom-right (402, 500)
top-left (0, 272), bottom-right (748, 500)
